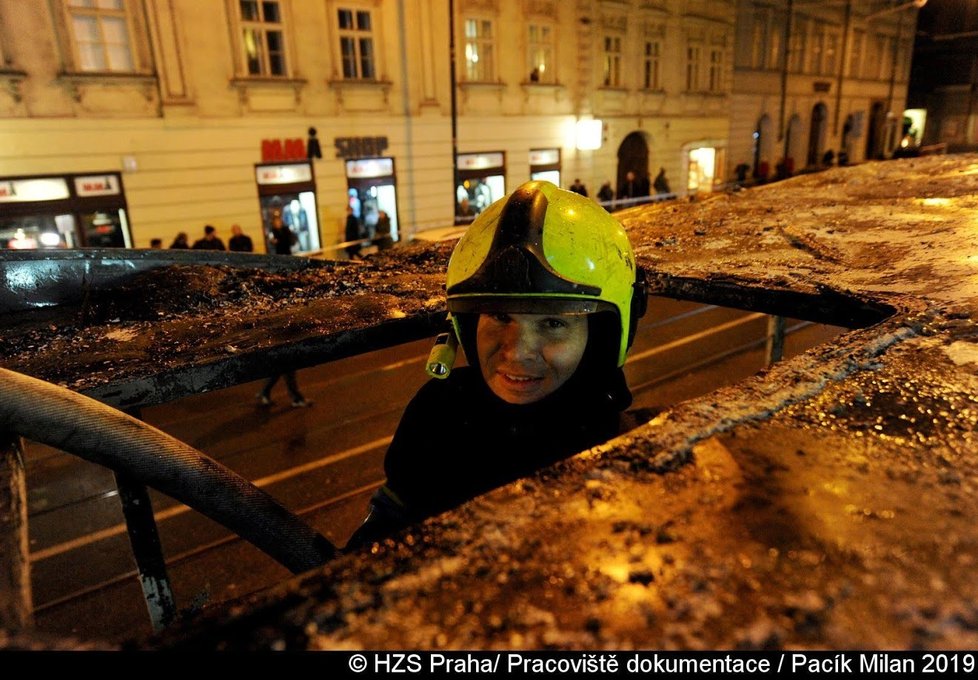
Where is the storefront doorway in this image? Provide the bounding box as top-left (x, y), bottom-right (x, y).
top-left (529, 148), bottom-right (561, 186)
top-left (807, 103), bottom-right (828, 168)
top-left (616, 132), bottom-right (650, 199)
top-left (345, 157), bottom-right (399, 247)
top-left (687, 147), bottom-right (717, 193)
top-left (0, 172), bottom-right (132, 250)
top-left (456, 152), bottom-right (506, 224)
top-left (254, 162), bottom-right (321, 255)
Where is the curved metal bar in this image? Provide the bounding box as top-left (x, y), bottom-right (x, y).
top-left (0, 366), bottom-right (336, 574)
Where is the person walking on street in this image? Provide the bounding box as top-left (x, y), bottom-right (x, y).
top-left (256, 370), bottom-right (312, 408)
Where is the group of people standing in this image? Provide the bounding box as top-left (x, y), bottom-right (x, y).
top-left (159, 224), bottom-right (254, 252)
top-left (591, 168), bottom-right (672, 209)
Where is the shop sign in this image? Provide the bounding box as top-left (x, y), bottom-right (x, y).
top-left (255, 163), bottom-right (313, 185)
top-left (0, 177), bottom-right (70, 203)
top-left (458, 152), bottom-right (505, 171)
top-left (529, 149), bottom-right (560, 166)
top-left (261, 138), bottom-right (307, 163)
top-left (334, 136), bottom-right (389, 159)
top-left (345, 158), bottom-right (394, 179)
top-left (75, 174), bottom-right (120, 197)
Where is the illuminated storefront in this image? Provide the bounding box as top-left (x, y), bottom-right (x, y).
top-left (456, 152), bottom-right (506, 224)
top-left (529, 148), bottom-right (561, 186)
top-left (345, 157), bottom-right (399, 246)
top-left (0, 172), bottom-right (132, 250)
top-left (254, 161), bottom-right (322, 255)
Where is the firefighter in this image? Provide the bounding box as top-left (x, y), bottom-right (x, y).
top-left (347, 180), bottom-right (647, 548)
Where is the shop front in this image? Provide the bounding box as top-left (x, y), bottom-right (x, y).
top-left (254, 161), bottom-right (321, 255)
top-left (529, 148), bottom-right (561, 186)
top-left (0, 172), bottom-right (132, 250)
top-left (455, 152), bottom-right (506, 224)
top-left (345, 157), bottom-right (399, 247)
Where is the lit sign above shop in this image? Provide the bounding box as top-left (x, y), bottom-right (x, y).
top-left (255, 163), bottom-right (314, 185)
top-left (0, 177), bottom-right (70, 203)
top-left (575, 119), bottom-right (603, 151)
top-left (74, 175), bottom-right (120, 197)
top-left (458, 152), bottom-right (505, 171)
top-left (262, 138), bottom-right (307, 163)
top-left (346, 158), bottom-right (394, 179)
top-left (334, 136), bottom-right (389, 160)
top-left (529, 149), bottom-right (560, 166)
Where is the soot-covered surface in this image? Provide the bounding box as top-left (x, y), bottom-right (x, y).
top-left (7, 155), bottom-right (978, 649)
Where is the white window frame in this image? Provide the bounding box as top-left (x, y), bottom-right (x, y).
top-left (603, 34), bottom-right (623, 87)
top-left (644, 39), bottom-right (662, 90)
top-left (708, 46), bottom-right (723, 92)
top-left (825, 30), bottom-right (839, 75)
top-left (463, 17), bottom-right (496, 82)
top-left (63, 0), bottom-right (137, 73)
top-left (750, 8), bottom-right (768, 70)
top-left (336, 5), bottom-right (378, 80)
top-left (233, 0), bottom-right (291, 78)
top-left (849, 28), bottom-right (864, 78)
top-left (788, 16), bottom-right (807, 73)
top-left (768, 10), bottom-right (785, 71)
top-left (811, 21), bottom-right (825, 75)
top-left (686, 43), bottom-right (702, 91)
top-left (527, 22), bottom-right (555, 84)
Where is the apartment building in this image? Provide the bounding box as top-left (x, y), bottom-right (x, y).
top-left (0, 0), bottom-right (742, 253)
top-left (729, 0), bottom-right (920, 182)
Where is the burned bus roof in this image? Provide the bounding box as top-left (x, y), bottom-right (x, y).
top-left (6, 154), bottom-right (978, 649)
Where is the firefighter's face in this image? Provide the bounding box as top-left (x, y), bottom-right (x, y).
top-left (477, 313), bottom-right (588, 404)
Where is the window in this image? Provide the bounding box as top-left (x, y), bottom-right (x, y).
top-left (527, 23), bottom-right (554, 83)
top-left (811, 22), bottom-right (825, 74)
top-left (750, 10), bottom-right (768, 69)
top-left (603, 35), bottom-right (622, 87)
top-left (686, 44), bottom-right (701, 91)
top-left (708, 47), bottom-right (723, 91)
top-left (824, 31), bottom-right (838, 75)
top-left (66, 0), bottom-right (134, 72)
top-left (863, 33), bottom-right (882, 80)
top-left (788, 17), bottom-right (806, 73)
top-left (338, 8), bottom-right (375, 79)
top-left (238, 0), bottom-right (287, 76)
top-left (464, 18), bottom-right (495, 81)
top-left (767, 10), bottom-right (784, 70)
top-left (849, 28), bottom-right (864, 77)
top-left (644, 40), bottom-right (661, 90)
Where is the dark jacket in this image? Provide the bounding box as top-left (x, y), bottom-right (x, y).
top-left (192, 236), bottom-right (226, 251)
top-left (271, 225), bottom-right (294, 255)
top-left (346, 363), bottom-right (631, 548)
top-left (228, 234), bottom-right (254, 252)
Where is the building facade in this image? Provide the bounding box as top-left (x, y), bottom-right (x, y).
top-left (908, 0), bottom-right (978, 152)
top-left (729, 0), bottom-right (920, 183)
top-left (0, 0), bottom-right (744, 253)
